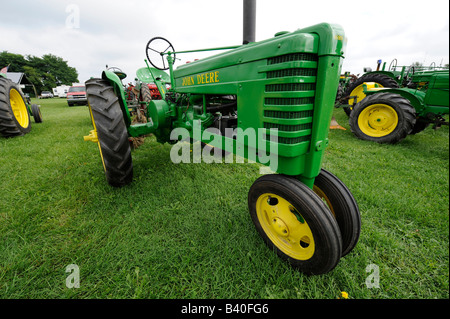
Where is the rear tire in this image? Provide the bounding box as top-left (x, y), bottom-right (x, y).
top-left (0, 77), bottom-right (31, 137)
top-left (140, 83), bottom-right (152, 103)
top-left (31, 104), bottom-right (43, 123)
top-left (86, 78), bottom-right (133, 187)
top-left (248, 174), bottom-right (342, 275)
top-left (409, 118), bottom-right (430, 135)
top-left (349, 92), bottom-right (416, 144)
top-left (342, 73), bottom-right (399, 116)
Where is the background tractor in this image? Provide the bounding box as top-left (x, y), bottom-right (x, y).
top-left (83, 0), bottom-right (361, 275)
top-left (334, 59), bottom-right (449, 143)
top-left (347, 67), bottom-right (449, 143)
top-left (336, 59), bottom-right (448, 115)
top-left (0, 71), bottom-right (43, 138)
top-left (105, 65), bottom-right (169, 122)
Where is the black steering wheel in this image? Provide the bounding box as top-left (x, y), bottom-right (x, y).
top-left (403, 65), bottom-right (415, 87)
top-left (145, 37), bottom-right (176, 70)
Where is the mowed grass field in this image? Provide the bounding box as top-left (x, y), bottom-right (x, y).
top-left (0, 97), bottom-right (448, 299)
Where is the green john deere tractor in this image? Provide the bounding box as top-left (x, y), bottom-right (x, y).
top-left (0, 72), bottom-right (43, 138)
top-left (334, 58), bottom-right (449, 143)
top-left (336, 59), bottom-right (448, 115)
top-left (84, 1), bottom-right (361, 275)
top-left (347, 67), bottom-right (449, 143)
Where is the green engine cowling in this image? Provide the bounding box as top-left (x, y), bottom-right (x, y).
top-left (106, 23), bottom-right (346, 188)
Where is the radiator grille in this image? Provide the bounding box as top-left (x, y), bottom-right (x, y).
top-left (262, 53), bottom-right (317, 145)
top-left (266, 83), bottom-right (315, 92)
top-left (268, 53), bottom-right (318, 64)
top-left (264, 110), bottom-right (313, 119)
top-left (263, 134), bottom-right (311, 144)
top-left (265, 97), bottom-right (314, 106)
top-left (264, 122), bottom-right (312, 131)
top-left (267, 68), bottom-right (317, 79)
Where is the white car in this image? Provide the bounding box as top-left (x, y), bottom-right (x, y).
top-left (40, 91), bottom-right (53, 99)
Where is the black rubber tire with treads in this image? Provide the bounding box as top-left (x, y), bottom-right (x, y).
top-left (31, 104), bottom-right (43, 123)
top-left (248, 174), bottom-right (342, 275)
top-left (86, 78), bottom-right (133, 187)
top-left (342, 73), bottom-right (399, 116)
top-left (140, 84), bottom-right (152, 103)
top-left (349, 92), bottom-right (416, 144)
top-left (313, 169), bottom-right (361, 257)
top-left (0, 77), bottom-right (31, 137)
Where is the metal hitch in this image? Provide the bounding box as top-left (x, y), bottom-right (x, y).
top-left (84, 129), bottom-right (98, 143)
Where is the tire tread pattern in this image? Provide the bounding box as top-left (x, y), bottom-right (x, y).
top-left (349, 92), bottom-right (416, 144)
top-left (0, 77), bottom-right (31, 137)
top-left (86, 78), bottom-right (133, 187)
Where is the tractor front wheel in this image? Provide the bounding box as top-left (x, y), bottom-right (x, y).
top-left (248, 174), bottom-right (342, 275)
top-left (86, 78), bottom-right (133, 187)
top-left (313, 169), bottom-right (361, 257)
top-left (0, 77), bottom-right (31, 137)
top-left (349, 92), bottom-right (416, 144)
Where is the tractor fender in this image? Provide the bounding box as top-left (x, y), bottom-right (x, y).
top-left (101, 70), bottom-right (132, 127)
top-left (366, 87), bottom-right (425, 115)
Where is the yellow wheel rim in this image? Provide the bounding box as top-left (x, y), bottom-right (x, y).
top-left (9, 88), bottom-right (29, 128)
top-left (256, 193), bottom-right (315, 260)
top-left (313, 185), bottom-right (335, 217)
top-left (349, 83), bottom-right (385, 105)
top-left (88, 105), bottom-right (106, 172)
top-left (358, 103), bottom-right (398, 137)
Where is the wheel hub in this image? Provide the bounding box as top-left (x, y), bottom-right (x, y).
top-left (255, 193), bottom-right (315, 260)
top-left (9, 88), bottom-right (29, 128)
top-left (271, 217), bottom-right (289, 237)
top-left (358, 103), bottom-right (398, 137)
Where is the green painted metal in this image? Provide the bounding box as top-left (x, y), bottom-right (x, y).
top-left (136, 67), bottom-right (170, 84)
top-left (364, 69), bottom-right (449, 119)
top-left (368, 59), bottom-right (448, 86)
top-left (103, 23), bottom-right (346, 188)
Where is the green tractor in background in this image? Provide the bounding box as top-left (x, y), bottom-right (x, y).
top-left (0, 71), bottom-right (43, 138)
top-left (83, 1), bottom-right (361, 275)
top-left (336, 59), bottom-right (449, 143)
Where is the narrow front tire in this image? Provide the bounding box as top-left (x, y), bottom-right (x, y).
top-left (248, 174), bottom-right (342, 275)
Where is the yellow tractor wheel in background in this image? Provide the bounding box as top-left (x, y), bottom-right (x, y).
top-left (349, 92), bottom-right (416, 144)
top-left (0, 77), bottom-right (31, 137)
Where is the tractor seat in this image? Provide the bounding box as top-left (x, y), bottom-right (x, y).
top-left (114, 71), bottom-right (127, 80)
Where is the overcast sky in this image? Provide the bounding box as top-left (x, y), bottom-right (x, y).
top-left (1, 0), bottom-right (449, 84)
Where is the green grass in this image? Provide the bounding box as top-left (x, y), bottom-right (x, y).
top-left (0, 98), bottom-right (448, 299)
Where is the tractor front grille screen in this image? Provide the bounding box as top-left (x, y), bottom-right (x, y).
top-left (266, 68), bottom-right (317, 79)
top-left (262, 53), bottom-right (317, 145)
top-left (264, 122), bottom-right (312, 131)
top-left (265, 83), bottom-right (316, 92)
top-left (268, 53), bottom-right (318, 64)
top-left (264, 110), bottom-right (313, 119)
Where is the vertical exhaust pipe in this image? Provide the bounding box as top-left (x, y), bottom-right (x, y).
top-left (243, 0), bottom-right (256, 44)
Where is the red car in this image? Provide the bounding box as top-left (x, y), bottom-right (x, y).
top-left (67, 85), bottom-right (87, 106)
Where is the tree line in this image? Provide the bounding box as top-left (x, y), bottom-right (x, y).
top-left (0, 51), bottom-right (79, 96)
